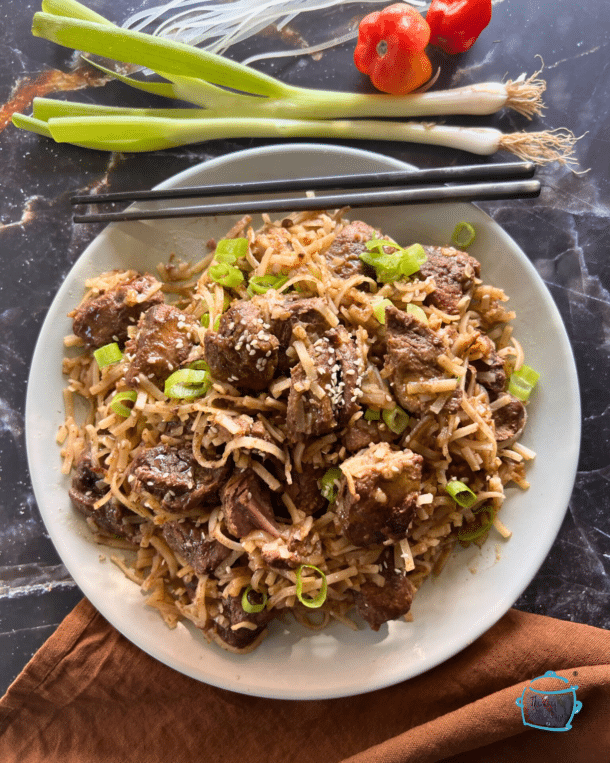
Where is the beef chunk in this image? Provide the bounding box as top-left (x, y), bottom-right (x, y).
top-left (419, 246), bottom-right (480, 315)
top-left (355, 551), bottom-right (414, 631)
top-left (124, 303), bottom-right (198, 388)
top-left (204, 301), bottom-right (279, 391)
top-left (493, 394), bottom-right (527, 443)
top-left (69, 450), bottom-right (138, 542)
top-left (221, 469), bottom-right (279, 538)
top-left (71, 273), bottom-right (164, 349)
top-left (384, 306), bottom-right (446, 413)
top-left (285, 463), bottom-right (326, 515)
top-left (342, 417), bottom-right (396, 453)
top-left (161, 520), bottom-right (231, 574)
top-left (336, 442), bottom-right (423, 547)
top-left (260, 540), bottom-right (304, 569)
top-left (324, 220), bottom-right (383, 280)
top-left (470, 334), bottom-right (507, 396)
top-left (263, 292), bottom-right (332, 370)
top-left (213, 594), bottom-right (274, 650)
top-left (127, 443), bottom-right (229, 512)
top-left (286, 327), bottom-right (362, 443)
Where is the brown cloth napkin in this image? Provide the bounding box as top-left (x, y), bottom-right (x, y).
top-left (1, 599), bottom-right (609, 763)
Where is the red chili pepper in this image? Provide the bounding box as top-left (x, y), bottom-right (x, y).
top-left (354, 3), bottom-right (432, 95)
top-left (426, 0), bottom-right (492, 54)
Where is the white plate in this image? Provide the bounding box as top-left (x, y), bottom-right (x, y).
top-left (25, 144), bottom-right (580, 700)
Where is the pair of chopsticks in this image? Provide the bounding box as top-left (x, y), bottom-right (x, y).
top-left (71, 161), bottom-right (540, 224)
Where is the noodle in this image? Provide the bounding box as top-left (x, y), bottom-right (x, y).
top-left (60, 210), bottom-right (535, 653)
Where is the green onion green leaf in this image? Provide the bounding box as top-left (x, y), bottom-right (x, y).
top-left (360, 242), bottom-right (426, 283)
top-left (458, 508), bottom-right (494, 542)
top-left (382, 406), bottom-right (410, 434)
top-left (451, 221), bottom-right (476, 249)
top-left (164, 367), bottom-right (210, 399)
top-left (406, 304), bottom-right (428, 324)
top-left (110, 389), bottom-right (137, 417)
top-left (93, 342), bottom-right (122, 368)
top-left (209, 262), bottom-right (244, 289)
top-left (364, 408), bottom-right (381, 421)
top-left (508, 364), bottom-right (540, 401)
top-left (247, 273), bottom-right (289, 297)
top-left (372, 298), bottom-right (393, 324)
top-left (215, 237), bottom-right (248, 263)
top-left (241, 585), bottom-right (268, 614)
top-left (295, 564), bottom-right (328, 609)
top-left (320, 467), bottom-right (343, 503)
top-left (200, 313), bottom-right (221, 330)
top-left (445, 480), bottom-right (477, 508)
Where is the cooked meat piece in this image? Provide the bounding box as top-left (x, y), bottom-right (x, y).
top-left (285, 463), bottom-right (326, 515)
top-left (384, 306), bottom-right (446, 413)
top-left (127, 443), bottom-right (229, 512)
top-left (419, 246), bottom-right (480, 315)
top-left (124, 303), bottom-right (198, 388)
top-left (69, 450), bottom-right (138, 542)
top-left (323, 220), bottom-right (382, 280)
top-left (336, 442), bottom-right (423, 547)
top-left (493, 394), bottom-right (527, 444)
top-left (204, 300), bottom-right (279, 391)
top-left (221, 469), bottom-right (279, 538)
top-left (342, 417), bottom-right (396, 453)
top-left (263, 292), bottom-right (332, 370)
top-left (260, 541), bottom-right (303, 570)
top-left (213, 594), bottom-right (274, 650)
top-left (161, 520), bottom-right (231, 574)
top-left (355, 551), bottom-right (414, 631)
top-left (444, 389), bottom-right (464, 414)
top-left (470, 334), bottom-right (507, 396)
top-left (286, 327), bottom-right (362, 443)
top-left (71, 273), bottom-right (164, 349)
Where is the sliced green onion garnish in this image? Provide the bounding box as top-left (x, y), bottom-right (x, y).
top-left (382, 406), bottom-right (410, 435)
top-left (451, 221), bottom-right (476, 249)
top-left (445, 480), bottom-right (477, 508)
top-left (247, 273), bottom-right (289, 296)
top-left (200, 313), bottom-right (221, 330)
top-left (241, 585), bottom-right (268, 614)
top-left (364, 408), bottom-right (381, 421)
top-left (110, 389), bottom-right (137, 417)
top-left (164, 368), bottom-right (210, 399)
top-left (399, 244), bottom-right (427, 277)
top-left (360, 242), bottom-right (426, 283)
top-left (508, 364), bottom-right (540, 401)
top-left (215, 237), bottom-right (248, 263)
top-left (93, 342), bottom-right (122, 368)
top-left (364, 238), bottom-right (397, 255)
top-left (406, 304), bottom-right (428, 324)
top-left (209, 262), bottom-right (244, 288)
top-left (458, 509), bottom-right (494, 542)
top-left (295, 564), bottom-right (328, 609)
top-left (189, 359), bottom-right (210, 373)
top-left (372, 298), bottom-right (393, 324)
top-left (320, 466), bottom-right (343, 503)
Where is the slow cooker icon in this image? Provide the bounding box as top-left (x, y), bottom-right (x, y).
top-left (516, 670), bottom-right (582, 731)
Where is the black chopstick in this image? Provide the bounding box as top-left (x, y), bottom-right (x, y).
top-left (71, 161), bottom-right (535, 206)
top-left (73, 179), bottom-right (541, 224)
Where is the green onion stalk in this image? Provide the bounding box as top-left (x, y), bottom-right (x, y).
top-left (11, 0), bottom-right (579, 163)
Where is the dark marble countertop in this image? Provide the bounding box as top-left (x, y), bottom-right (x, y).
top-left (1, 0), bottom-right (608, 696)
